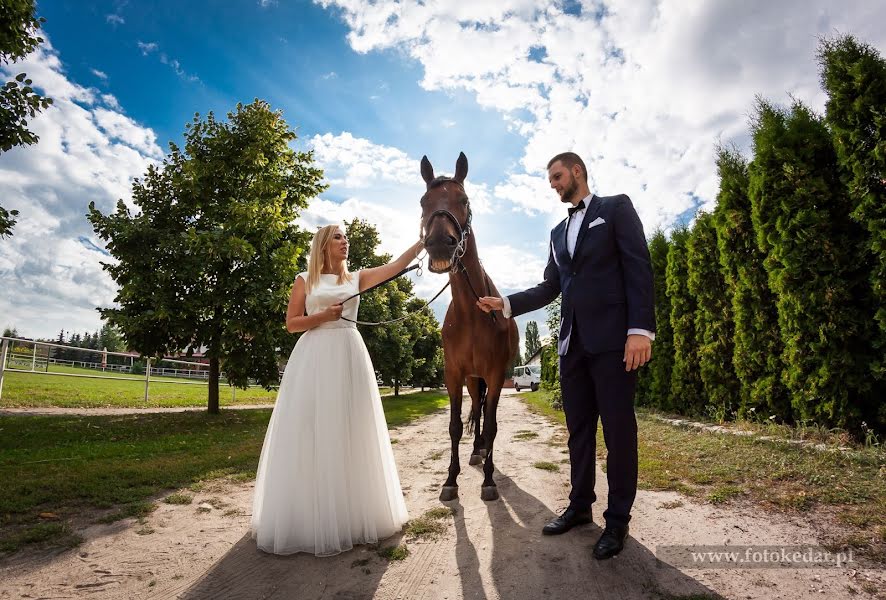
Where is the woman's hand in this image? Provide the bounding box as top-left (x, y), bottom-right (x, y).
top-left (322, 303), bottom-right (344, 322)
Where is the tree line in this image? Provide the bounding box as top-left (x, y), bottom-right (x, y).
top-left (631, 35), bottom-right (885, 435)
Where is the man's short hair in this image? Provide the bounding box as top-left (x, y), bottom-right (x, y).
top-left (547, 152), bottom-right (587, 181)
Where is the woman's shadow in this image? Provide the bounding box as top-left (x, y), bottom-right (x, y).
top-left (450, 470), bottom-right (724, 600)
top-left (176, 532), bottom-right (399, 600)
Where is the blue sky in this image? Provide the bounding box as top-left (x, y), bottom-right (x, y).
top-left (2, 0), bottom-right (886, 349)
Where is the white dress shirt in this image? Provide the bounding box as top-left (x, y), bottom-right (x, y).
top-left (501, 193), bottom-right (654, 342)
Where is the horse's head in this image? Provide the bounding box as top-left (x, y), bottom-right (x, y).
top-left (419, 152), bottom-right (471, 274)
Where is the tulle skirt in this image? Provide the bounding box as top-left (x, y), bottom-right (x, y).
top-left (250, 322), bottom-right (408, 556)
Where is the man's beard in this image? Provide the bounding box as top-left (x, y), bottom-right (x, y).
top-left (560, 175), bottom-right (579, 204)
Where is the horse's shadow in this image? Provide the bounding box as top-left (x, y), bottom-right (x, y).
top-left (177, 533), bottom-right (399, 600)
top-left (451, 472), bottom-right (724, 600)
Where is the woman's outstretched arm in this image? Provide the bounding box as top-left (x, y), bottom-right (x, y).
top-left (358, 240), bottom-right (424, 292)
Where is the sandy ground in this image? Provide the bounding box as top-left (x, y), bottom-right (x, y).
top-left (2, 390), bottom-right (884, 600)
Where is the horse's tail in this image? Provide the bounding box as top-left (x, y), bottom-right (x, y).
top-left (465, 378), bottom-right (488, 435)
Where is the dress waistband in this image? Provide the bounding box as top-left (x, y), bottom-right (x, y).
top-left (314, 320), bottom-right (357, 330)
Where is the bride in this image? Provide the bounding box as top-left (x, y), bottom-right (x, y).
top-left (251, 223), bottom-right (423, 556)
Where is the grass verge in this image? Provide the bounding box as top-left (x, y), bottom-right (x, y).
top-left (519, 389), bottom-right (886, 563)
top-left (0, 365), bottom-right (397, 408)
top-left (0, 391), bottom-right (447, 555)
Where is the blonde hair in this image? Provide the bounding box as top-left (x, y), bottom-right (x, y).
top-left (305, 224), bottom-right (352, 292)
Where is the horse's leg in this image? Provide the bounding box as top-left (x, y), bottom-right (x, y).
top-left (480, 378), bottom-right (504, 501)
top-left (467, 377), bottom-right (485, 465)
top-left (440, 371), bottom-right (464, 502)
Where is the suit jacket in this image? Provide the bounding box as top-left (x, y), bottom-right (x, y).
top-left (508, 194), bottom-right (655, 355)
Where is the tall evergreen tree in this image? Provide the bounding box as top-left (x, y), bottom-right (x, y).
top-left (713, 146), bottom-right (788, 420)
top-left (667, 225), bottom-right (704, 415)
top-left (819, 34), bottom-right (886, 429)
top-left (523, 321), bottom-right (541, 363)
top-left (749, 100), bottom-right (869, 428)
top-left (687, 211), bottom-right (740, 420)
top-left (637, 229), bottom-right (673, 409)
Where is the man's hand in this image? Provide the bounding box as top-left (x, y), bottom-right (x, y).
top-left (623, 334), bottom-right (652, 371)
top-left (477, 296), bottom-right (504, 313)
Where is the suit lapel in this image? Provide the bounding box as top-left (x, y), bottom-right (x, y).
top-left (572, 194), bottom-right (602, 258)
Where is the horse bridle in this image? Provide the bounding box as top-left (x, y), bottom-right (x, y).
top-left (419, 178), bottom-right (473, 273)
top-left (419, 182), bottom-right (496, 321)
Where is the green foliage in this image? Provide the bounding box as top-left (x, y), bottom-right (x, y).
top-left (345, 218), bottom-right (442, 394)
top-left (819, 34), bottom-right (886, 429)
top-left (88, 100), bottom-right (325, 412)
top-left (749, 99), bottom-right (869, 428)
top-left (667, 226), bottom-right (705, 415)
top-left (0, 0), bottom-right (54, 237)
top-left (686, 211), bottom-right (740, 421)
top-left (713, 146), bottom-right (789, 420)
top-left (523, 321), bottom-right (541, 363)
top-left (637, 229), bottom-right (673, 409)
top-left (539, 344), bottom-right (558, 387)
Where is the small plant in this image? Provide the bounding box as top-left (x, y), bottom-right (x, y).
top-left (96, 501), bottom-right (157, 524)
top-left (707, 485), bottom-right (742, 504)
top-left (513, 430), bottom-right (539, 441)
top-left (533, 461), bottom-right (559, 472)
top-left (658, 500), bottom-right (684, 510)
top-left (378, 544), bottom-right (409, 561)
top-left (164, 493), bottom-right (193, 505)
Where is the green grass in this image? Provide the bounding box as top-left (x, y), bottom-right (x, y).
top-left (0, 390), bottom-right (447, 555)
top-left (519, 389), bottom-right (886, 563)
top-left (0, 366), bottom-right (403, 408)
top-left (163, 493), bottom-right (193, 505)
top-left (1, 367), bottom-right (277, 408)
top-left (377, 544), bottom-right (409, 561)
top-left (532, 461), bottom-right (560, 472)
top-left (403, 507), bottom-right (456, 540)
top-left (513, 430), bottom-right (539, 441)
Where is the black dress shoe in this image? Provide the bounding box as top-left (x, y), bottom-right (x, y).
top-left (542, 507), bottom-right (592, 535)
top-left (593, 524), bottom-right (629, 559)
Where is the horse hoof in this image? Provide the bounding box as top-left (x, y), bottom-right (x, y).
top-left (481, 486), bottom-right (499, 501)
top-left (478, 448), bottom-right (488, 458)
top-left (469, 454), bottom-right (483, 466)
top-left (439, 486), bottom-right (459, 501)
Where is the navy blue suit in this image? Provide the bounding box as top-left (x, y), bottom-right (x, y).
top-left (508, 194), bottom-right (655, 526)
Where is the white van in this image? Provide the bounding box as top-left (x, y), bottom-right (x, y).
top-left (513, 365), bottom-right (541, 392)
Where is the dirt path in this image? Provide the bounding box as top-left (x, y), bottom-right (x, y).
top-left (1, 391), bottom-right (883, 599)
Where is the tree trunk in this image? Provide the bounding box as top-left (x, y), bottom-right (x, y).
top-left (208, 357), bottom-right (220, 414)
top-left (394, 378), bottom-right (400, 397)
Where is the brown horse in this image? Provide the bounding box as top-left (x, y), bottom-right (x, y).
top-left (419, 152), bottom-right (519, 502)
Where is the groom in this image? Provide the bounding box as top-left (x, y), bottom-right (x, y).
top-left (478, 152), bottom-right (654, 560)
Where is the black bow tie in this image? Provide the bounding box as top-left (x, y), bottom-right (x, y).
top-left (568, 200), bottom-right (585, 217)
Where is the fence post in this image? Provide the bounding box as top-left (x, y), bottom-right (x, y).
top-left (144, 357), bottom-right (151, 403)
top-left (31, 343), bottom-right (37, 371)
top-left (0, 338), bottom-right (9, 401)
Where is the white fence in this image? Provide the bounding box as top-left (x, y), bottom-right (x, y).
top-left (0, 336), bottom-right (270, 402)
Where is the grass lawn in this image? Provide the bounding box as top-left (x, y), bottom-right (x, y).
top-left (520, 389), bottom-right (886, 563)
top-left (0, 390), bottom-right (447, 555)
top-left (0, 365), bottom-right (397, 408)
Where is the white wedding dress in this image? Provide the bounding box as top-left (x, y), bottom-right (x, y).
top-left (251, 271), bottom-right (408, 556)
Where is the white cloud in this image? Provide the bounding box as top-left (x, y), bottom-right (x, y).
top-left (106, 14), bottom-right (125, 25)
top-left (137, 41), bottom-right (158, 55)
top-left (0, 41), bottom-right (162, 339)
top-left (314, 0), bottom-right (886, 234)
top-left (91, 68), bottom-right (108, 80)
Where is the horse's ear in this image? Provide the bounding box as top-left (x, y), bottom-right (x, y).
top-left (420, 155), bottom-right (435, 185)
top-left (454, 152), bottom-right (468, 183)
